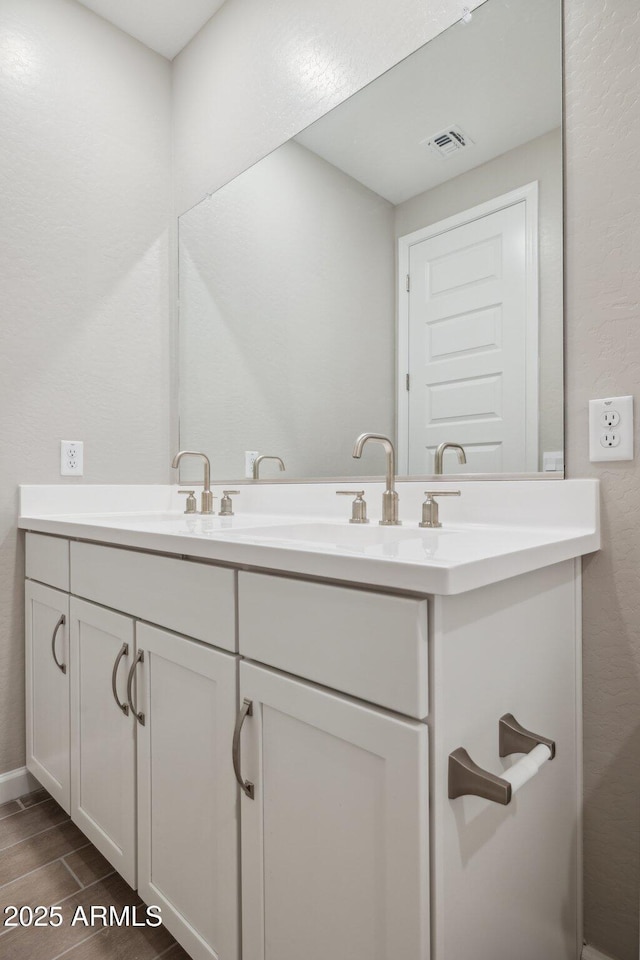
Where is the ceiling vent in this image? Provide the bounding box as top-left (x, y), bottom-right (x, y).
top-left (426, 125), bottom-right (474, 158)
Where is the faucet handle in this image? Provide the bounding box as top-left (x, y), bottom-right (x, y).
top-left (336, 490), bottom-right (369, 524)
top-left (178, 490), bottom-right (197, 515)
top-left (420, 490), bottom-right (461, 529)
top-left (219, 490), bottom-right (241, 517)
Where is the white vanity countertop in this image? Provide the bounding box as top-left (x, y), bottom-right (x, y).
top-left (18, 480), bottom-right (600, 595)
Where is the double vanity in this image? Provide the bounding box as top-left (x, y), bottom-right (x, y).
top-left (19, 477), bottom-right (598, 960)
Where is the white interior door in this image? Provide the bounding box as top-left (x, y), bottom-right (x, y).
top-left (399, 185), bottom-right (538, 474)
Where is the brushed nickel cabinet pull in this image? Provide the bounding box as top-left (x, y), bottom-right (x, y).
top-left (51, 615), bottom-right (66, 674)
top-left (232, 698), bottom-right (255, 799)
top-left (111, 642), bottom-right (129, 716)
top-left (126, 650), bottom-right (145, 726)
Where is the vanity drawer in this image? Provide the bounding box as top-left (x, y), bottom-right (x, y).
top-left (26, 533), bottom-right (70, 591)
top-left (70, 542), bottom-right (235, 651)
top-left (238, 572), bottom-right (428, 718)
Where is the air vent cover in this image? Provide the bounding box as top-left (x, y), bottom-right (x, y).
top-left (426, 125), bottom-right (474, 158)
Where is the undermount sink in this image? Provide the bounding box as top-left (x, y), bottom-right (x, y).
top-left (217, 521), bottom-right (455, 546)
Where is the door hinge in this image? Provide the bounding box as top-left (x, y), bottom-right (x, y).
top-left (406, 373), bottom-right (410, 391)
top-left (406, 274), bottom-right (410, 293)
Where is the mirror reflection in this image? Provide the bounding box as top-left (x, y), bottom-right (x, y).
top-left (179, 0), bottom-right (562, 482)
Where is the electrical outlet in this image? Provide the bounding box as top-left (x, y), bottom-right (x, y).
top-left (543, 451), bottom-right (564, 472)
top-left (601, 410), bottom-right (620, 428)
top-left (245, 450), bottom-right (259, 479)
top-left (589, 396), bottom-right (633, 462)
top-left (61, 440), bottom-right (84, 476)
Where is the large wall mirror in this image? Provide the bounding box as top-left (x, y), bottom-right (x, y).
top-left (178, 0), bottom-right (562, 482)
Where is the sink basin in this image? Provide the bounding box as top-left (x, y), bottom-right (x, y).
top-left (217, 521), bottom-right (454, 547)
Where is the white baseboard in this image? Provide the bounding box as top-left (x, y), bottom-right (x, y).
top-left (0, 766), bottom-right (39, 804)
top-left (582, 946), bottom-right (619, 960)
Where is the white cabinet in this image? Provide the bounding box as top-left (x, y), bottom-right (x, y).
top-left (67, 607), bottom-right (240, 960)
top-left (237, 661), bottom-right (430, 960)
top-left (136, 622), bottom-right (239, 960)
top-left (238, 572), bottom-right (428, 718)
top-left (25, 580), bottom-right (70, 812)
top-left (25, 530), bottom-right (582, 960)
top-left (69, 598), bottom-right (136, 887)
top-left (25, 537), bottom-right (240, 960)
top-left (431, 562), bottom-right (581, 960)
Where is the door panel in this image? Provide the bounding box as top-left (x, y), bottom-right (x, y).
top-left (70, 598), bottom-right (136, 886)
top-left (239, 662), bottom-right (430, 960)
top-left (25, 582), bottom-right (70, 812)
top-left (405, 197), bottom-right (537, 474)
top-left (136, 622), bottom-right (239, 960)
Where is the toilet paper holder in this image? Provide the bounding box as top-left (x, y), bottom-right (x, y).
top-left (448, 713), bottom-right (556, 805)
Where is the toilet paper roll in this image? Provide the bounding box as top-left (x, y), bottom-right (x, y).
top-left (501, 743), bottom-right (552, 794)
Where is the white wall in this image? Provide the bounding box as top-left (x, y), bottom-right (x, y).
top-left (395, 128), bottom-right (563, 467)
top-left (179, 140), bottom-right (394, 479)
top-left (0, 0), bottom-right (172, 773)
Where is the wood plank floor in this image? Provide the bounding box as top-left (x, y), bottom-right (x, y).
top-left (0, 789), bottom-right (191, 960)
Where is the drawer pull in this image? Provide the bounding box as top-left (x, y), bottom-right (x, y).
top-left (126, 650), bottom-right (145, 726)
top-left (448, 714), bottom-right (555, 805)
top-left (51, 615), bottom-right (66, 674)
top-left (111, 643), bottom-right (129, 716)
top-left (232, 699), bottom-right (255, 799)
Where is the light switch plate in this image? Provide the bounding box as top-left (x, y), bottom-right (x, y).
top-left (589, 396), bottom-right (633, 461)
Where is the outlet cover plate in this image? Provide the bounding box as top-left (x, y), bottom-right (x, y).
top-left (589, 396), bottom-right (633, 462)
top-left (244, 450), bottom-right (259, 479)
top-left (61, 440), bottom-right (84, 476)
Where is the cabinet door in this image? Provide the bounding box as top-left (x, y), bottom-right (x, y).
top-left (238, 661), bottom-right (430, 960)
top-left (69, 598), bottom-right (136, 887)
top-left (136, 623), bottom-right (239, 960)
top-left (25, 581), bottom-right (70, 812)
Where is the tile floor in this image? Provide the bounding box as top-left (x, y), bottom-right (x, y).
top-left (0, 788), bottom-right (190, 960)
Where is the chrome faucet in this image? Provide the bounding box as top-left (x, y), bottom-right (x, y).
top-left (434, 442), bottom-right (467, 475)
top-left (171, 450), bottom-right (214, 514)
top-left (253, 455), bottom-right (285, 480)
top-left (352, 433), bottom-right (400, 525)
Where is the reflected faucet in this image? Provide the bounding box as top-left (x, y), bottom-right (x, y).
top-left (171, 450), bottom-right (214, 514)
top-left (253, 455), bottom-right (286, 480)
top-left (434, 442), bottom-right (467, 476)
top-left (352, 433), bottom-right (400, 526)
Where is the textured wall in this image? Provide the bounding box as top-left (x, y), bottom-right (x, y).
top-left (395, 128), bottom-right (564, 469)
top-left (179, 140), bottom-right (394, 480)
top-left (0, 0), bottom-right (172, 773)
top-left (564, 1), bottom-right (640, 958)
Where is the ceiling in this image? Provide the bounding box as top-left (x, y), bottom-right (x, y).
top-left (73, 0), bottom-right (226, 59)
top-left (295, 0), bottom-right (561, 205)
